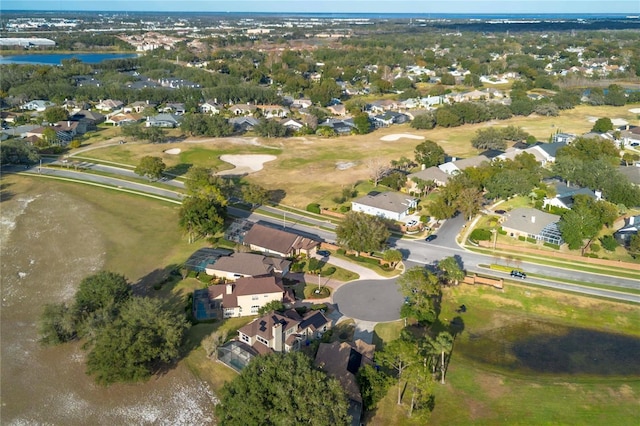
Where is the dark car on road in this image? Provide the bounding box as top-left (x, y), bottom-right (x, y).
top-left (317, 250), bottom-right (330, 257)
top-left (510, 270), bottom-right (527, 279)
top-left (425, 235), bottom-right (437, 242)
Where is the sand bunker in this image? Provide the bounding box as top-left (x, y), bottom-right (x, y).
top-left (380, 134), bottom-right (424, 142)
top-left (164, 148), bottom-right (181, 155)
top-left (218, 154), bottom-right (277, 175)
top-left (336, 161), bottom-right (357, 170)
top-left (629, 108), bottom-right (640, 114)
top-left (587, 117), bottom-right (628, 126)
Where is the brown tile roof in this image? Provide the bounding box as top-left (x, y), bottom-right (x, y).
top-left (314, 342), bottom-right (363, 403)
top-left (207, 276), bottom-right (283, 308)
top-left (239, 312), bottom-right (300, 342)
top-left (243, 224), bottom-right (319, 255)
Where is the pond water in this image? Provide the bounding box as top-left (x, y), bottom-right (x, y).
top-left (0, 53), bottom-right (138, 65)
top-left (459, 319), bottom-right (640, 376)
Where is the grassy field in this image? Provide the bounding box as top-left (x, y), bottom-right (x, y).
top-left (367, 283), bottom-right (640, 425)
top-left (74, 104), bottom-right (640, 208)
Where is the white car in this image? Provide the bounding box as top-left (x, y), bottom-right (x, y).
top-left (406, 220), bottom-right (418, 227)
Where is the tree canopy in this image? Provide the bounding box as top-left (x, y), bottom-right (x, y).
top-left (414, 140), bottom-right (446, 168)
top-left (336, 211), bottom-right (390, 254)
top-left (216, 351), bottom-right (351, 426)
top-left (86, 297), bottom-right (188, 385)
top-left (134, 156), bottom-right (166, 181)
top-left (397, 266), bottom-right (441, 324)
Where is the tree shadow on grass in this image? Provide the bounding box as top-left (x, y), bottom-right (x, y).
top-left (131, 263), bottom-right (183, 297)
top-left (0, 181), bottom-right (15, 203)
top-left (164, 162), bottom-right (192, 178)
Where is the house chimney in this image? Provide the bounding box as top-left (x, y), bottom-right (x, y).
top-left (272, 321), bottom-right (283, 352)
top-left (67, 121), bottom-right (71, 127)
top-left (531, 216), bottom-right (536, 223)
top-left (226, 284), bottom-right (233, 295)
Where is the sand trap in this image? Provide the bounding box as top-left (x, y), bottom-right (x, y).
top-left (380, 133), bottom-right (424, 142)
top-left (218, 154), bottom-right (277, 175)
top-left (629, 108), bottom-right (640, 114)
top-left (587, 117), bottom-right (628, 126)
top-left (336, 161), bottom-right (357, 170)
top-left (164, 148), bottom-right (181, 155)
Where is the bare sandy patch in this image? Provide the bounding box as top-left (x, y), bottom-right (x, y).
top-left (336, 161), bottom-right (357, 170)
top-left (628, 108), bottom-right (640, 114)
top-left (587, 117), bottom-right (628, 126)
top-left (218, 154), bottom-right (277, 175)
top-left (380, 133), bottom-right (424, 142)
top-left (163, 148), bottom-right (181, 155)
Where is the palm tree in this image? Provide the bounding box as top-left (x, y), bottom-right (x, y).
top-left (427, 332), bottom-right (454, 384)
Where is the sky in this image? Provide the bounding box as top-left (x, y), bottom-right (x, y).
top-left (2, 1), bottom-right (639, 14)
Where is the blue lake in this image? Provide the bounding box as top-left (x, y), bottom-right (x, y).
top-left (0, 53), bottom-right (138, 65)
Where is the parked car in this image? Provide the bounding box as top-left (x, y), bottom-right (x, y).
top-left (425, 235), bottom-right (437, 242)
top-left (510, 270), bottom-right (527, 279)
top-left (317, 250), bottom-right (330, 257)
top-left (406, 219), bottom-right (418, 227)
top-left (495, 209), bottom-right (506, 214)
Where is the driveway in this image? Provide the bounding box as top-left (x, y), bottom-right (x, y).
top-left (332, 279), bottom-right (404, 322)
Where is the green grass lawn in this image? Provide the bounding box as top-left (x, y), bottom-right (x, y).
top-left (76, 103), bottom-right (640, 208)
top-left (367, 283), bottom-right (640, 425)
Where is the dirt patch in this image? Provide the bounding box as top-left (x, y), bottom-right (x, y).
top-left (380, 133), bottom-right (424, 142)
top-left (217, 154), bottom-right (277, 175)
top-left (336, 161), bottom-right (357, 170)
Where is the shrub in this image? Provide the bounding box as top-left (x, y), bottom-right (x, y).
top-left (600, 235), bottom-right (618, 251)
top-left (420, 215), bottom-right (430, 223)
top-left (470, 228), bottom-right (492, 241)
top-left (306, 203), bottom-right (321, 214)
top-left (295, 306), bottom-right (308, 316)
top-left (337, 248), bottom-right (346, 255)
top-left (339, 205), bottom-right (350, 213)
top-left (310, 303), bottom-right (327, 311)
top-left (498, 228), bottom-right (507, 235)
top-left (590, 243), bottom-right (601, 253)
top-left (543, 242), bottom-right (560, 249)
top-left (526, 237), bottom-right (537, 244)
top-left (518, 236), bottom-right (526, 241)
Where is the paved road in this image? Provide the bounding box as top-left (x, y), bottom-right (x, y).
top-left (7, 163), bottom-right (639, 304)
top-left (333, 279), bottom-right (404, 322)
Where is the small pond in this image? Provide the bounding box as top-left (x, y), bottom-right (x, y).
top-left (458, 319), bottom-right (640, 376)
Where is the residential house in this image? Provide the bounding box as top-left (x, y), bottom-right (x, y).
top-left (230, 103), bottom-right (258, 116)
top-left (501, 207), bottom-right (563, 245)
top-left (25, 121), bottom-right (78, 145)
top-left (200, 100), bottom-right (223, 115)
top-left (620, 125), bottom-right (640, 147)
top-left (258, 105), bottom-right (289, 119)
top-left (104, 112), bottom-right (142, 126)
top-left (242, 223), bottom-right (320, 258)
top-left (496, 142), bottom-right (566, 167)
top-left (1, 124), bottom-right (39, 139)
top-left (408, 166), bottom-right (451, 190)
top-left (96, 99), bottom-right (124, 112)
top-left (229, 116), bottom-right (259, 132)
top-left (371, 111), bottom-right (409, 128)
top-left (290, 98), bottom-right (313, 109)
top-left (281, 118), bottom-right (305, 131)
top-left (298, 310), bottom-right (332, 340)
top-left (351, 191), bottom-right (418, 221)
top-left (204, 252), bottom-right (291, 280)
top-left (201, 276), bottom-right (285, 319)
top-left (368, 99), bottom-right (398, 113)
top-left (20, 100), bottom-right (54, 112)
top-left (551, 132), bottom-right (576, 144)
top-left (161, 102), bottom-right (186, 115)
top-left (542, 181), bottom-right (600, 210)
top-left (146, 113), bottom-right (183, 128)
top-left (124, 101), bottom-right (156, 114)
top-left (237, 311), bottom-right (301, 353)
top-left (158, 78), bottom-right (200, 89)
top-left (318, 118), bottom-right (356, 135)
top-left (614, 215), bottom-right (640, 247)
top-left (70, 110), bottom-right (105, 131)
top-left (327, 104), bottom-right (347, 116)
top-left (438, 153), bottom-right (494, 175)
top-left (315, 340), bottom-right (376, 426)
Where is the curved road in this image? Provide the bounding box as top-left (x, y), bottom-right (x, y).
top-left (5, 162), bottom-right (639, 304)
